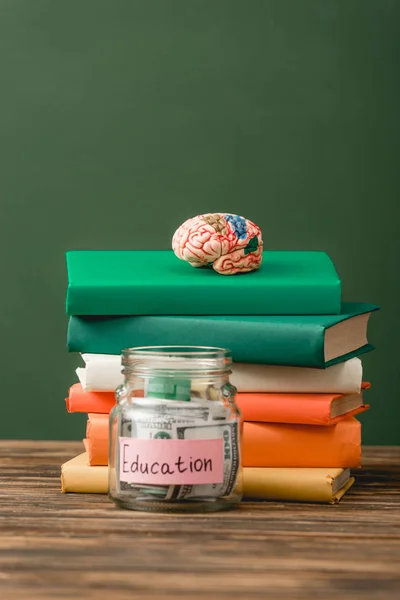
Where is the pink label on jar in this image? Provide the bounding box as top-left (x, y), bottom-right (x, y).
top-left (119, 437), bottom-right (224, 485)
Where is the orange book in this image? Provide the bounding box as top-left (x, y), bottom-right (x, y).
top-left (83, 437), bottom-right (108, 466)
top-left (236, 386), bottom-right (369, 426)
top-left (85, 413), bottom-right (109, 465)
top-left (86, 413), bottom-right (108, 439)
top-left (84, 414), bottom-right (361, 469)
top-left (243, 417), bottom-right (361, 468)
top-left (66, 384), bottom-right (115, 414)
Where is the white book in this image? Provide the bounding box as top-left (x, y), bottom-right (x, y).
top-left (76, 354), bottom-right (363, 394)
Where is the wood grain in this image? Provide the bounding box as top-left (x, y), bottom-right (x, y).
top-left (0, 442), bottom-right (399, 600)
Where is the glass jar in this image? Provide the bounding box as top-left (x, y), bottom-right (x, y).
top-left (109, 346), bottom-right (242, 512)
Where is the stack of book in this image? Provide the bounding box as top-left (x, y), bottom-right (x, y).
top-left (62, 250), bottom-right (378, 504)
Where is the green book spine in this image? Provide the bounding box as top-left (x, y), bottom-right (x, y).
top-left (66, 250), bottom-right (342, 316)
top-left (67, 303), bottom-right (378, 368)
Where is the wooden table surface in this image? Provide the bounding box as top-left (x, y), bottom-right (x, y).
top-left (0, 442), bottom-right (399, 600)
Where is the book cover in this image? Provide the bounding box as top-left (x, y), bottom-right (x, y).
top-left (61, 452), bottom-right (108, 493)
top-left (61, 453), bottom-right (354, 503)
top-left (82, 414), bottom-right (361, 468)
top-left (243, 467), bottom-right (355, 503)
top-left (76, 354), bottom-right (366, 393)
top-left (67, 302), bottom-right (378, 368)
top-left (236, 388), bottom-right (370, 425)
top-left (66, 250), bottom-right (341, 316)
top-left (68, 382), bottom-right (369, 422)
top-left (83, 437), bottom-right (108, 466)
top-left (243, 417), bottom-right (361, 468)
top-left (66, 384), bottom-right (115, 414)
top-left (84, 413), bottom-right (108, 466)
top-left (230, 357), bottom-right (365, 392)
top-left (83, 436), bottom-right (107, 466)
top-left (86, 413), bottom-right (108, 442)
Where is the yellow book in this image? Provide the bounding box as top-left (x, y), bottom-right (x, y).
top-left (61, 452), bottom-right (108, 493)
top-left (243, 467), bottom-right (355, 504)
top-left (61, 454), bottom-right (354, 504)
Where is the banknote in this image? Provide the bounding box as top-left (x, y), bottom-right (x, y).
top-left (118, 400), bottom-right (236, 501)
top-left (119, 398), bottom-right (220, 498)
top-left (169, 421), bottom-right (240, 500)
top-left (121, 397), bottom-right (231, 436)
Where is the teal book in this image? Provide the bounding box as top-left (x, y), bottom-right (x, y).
top-left (66, 250), bottom-right (341, 316)
top-left (67, 302), bottom-right (378, 368)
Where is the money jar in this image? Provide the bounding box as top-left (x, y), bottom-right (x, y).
top-left (108, 346), bottom-right (242, 512)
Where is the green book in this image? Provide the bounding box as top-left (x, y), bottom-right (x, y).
top-left (66, 250), bottom-right (341, 316)
top-left (67, 302), bottom-right (378, 368)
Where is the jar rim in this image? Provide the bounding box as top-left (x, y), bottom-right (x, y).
top-left (121, 346), bottom-right (232, 377)
top-left (122, 346), bottom-right (231, 358)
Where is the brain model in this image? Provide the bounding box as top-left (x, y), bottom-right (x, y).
top-left (172, 213), bottom-right (263, 275)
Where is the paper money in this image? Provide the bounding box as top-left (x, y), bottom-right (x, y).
top-left (170, 421), bottom-right (239, 500)
top-left (117, 398), bottom-right (237, 501)
top-left (118, 398), bottom-right (215, 498)
top-left (144, 377), bottom-right (192, 401)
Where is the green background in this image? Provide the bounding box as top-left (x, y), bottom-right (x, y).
top-left (0, 1), bottom-right (398, 443)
